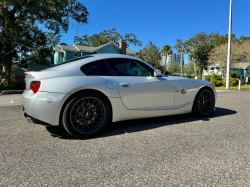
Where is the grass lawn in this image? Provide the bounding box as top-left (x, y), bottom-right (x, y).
top-left (216, 85), bottom-right (250, 91)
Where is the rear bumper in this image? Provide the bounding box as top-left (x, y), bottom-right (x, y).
top-left (22, 90), bottom-right (68, 126)
top-left (24, 112), bottom-right (51, 126)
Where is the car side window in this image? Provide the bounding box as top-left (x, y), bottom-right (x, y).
top-left (106, 58), bottom-right (154, 76)
top-left (80, 60), bottom-right (112, 76)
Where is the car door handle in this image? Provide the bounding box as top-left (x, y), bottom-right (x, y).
top-left (119, 83), bottom-right (130, 87)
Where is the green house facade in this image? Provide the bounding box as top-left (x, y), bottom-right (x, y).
top-left (53, 41), bottom-right (135, 65)
top-left (231, 63), bottom-right (250, 79)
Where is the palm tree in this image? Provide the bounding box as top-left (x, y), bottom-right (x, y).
top-left (161, 45), bottom-right (173, 75)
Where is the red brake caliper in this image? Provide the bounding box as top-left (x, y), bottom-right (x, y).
top-left (75, 106), bottom-right (81, 114)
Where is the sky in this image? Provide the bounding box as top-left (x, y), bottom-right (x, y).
top-left (58, 0), bottom-right (250, 64)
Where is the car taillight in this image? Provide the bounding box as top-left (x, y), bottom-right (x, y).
top-left (30, 81), bottom-right (41, 94)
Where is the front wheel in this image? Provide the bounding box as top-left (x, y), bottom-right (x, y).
top-left (192, 88), bottom-right (215, 117)
top-left (62, 92), bottom-right (111, 139)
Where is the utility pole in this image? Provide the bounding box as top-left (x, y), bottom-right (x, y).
top-left (226, 0), bottom-right (233, 89)
top-left (180, 45), bottom-right (184, 77)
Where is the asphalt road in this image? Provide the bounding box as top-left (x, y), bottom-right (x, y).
top-left (0, 91), bottom-right (250, 186)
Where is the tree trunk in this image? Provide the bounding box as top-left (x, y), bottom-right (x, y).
top-left (2, 44), bottom-right (13, 77)
top-left (191, 60), bottom-right (196, 77)
top-left (2, 56), bottom-right (12, 77)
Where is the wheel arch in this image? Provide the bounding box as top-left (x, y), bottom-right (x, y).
top-left (192, 85), bottom-right (216, 113)
top-left (58, 89), bottom-right (113, 126)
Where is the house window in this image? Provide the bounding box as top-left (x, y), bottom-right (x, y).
top-left (74, 53), bottom-right (80, 57)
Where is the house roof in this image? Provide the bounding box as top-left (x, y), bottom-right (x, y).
top-left (92, 41), bottom-right (119, 52)
top-left (55, 42), bottom-right (135, 55)
top-left (126, 48), bottom-right (136, 55)
top-left (231, 63), bottom-right (250, 69)
top-left (74, 45), bottom-right (97, 52)
top-left (59, 45), bottom-right (79, 52)
top-left (53, 47), bottom-right (64, 52)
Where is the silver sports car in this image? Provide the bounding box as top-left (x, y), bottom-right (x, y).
top-left (22, 54), bottom-right (216, 138)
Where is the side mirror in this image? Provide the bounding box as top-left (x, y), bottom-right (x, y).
top-left (154, 69), bottom-right (162, 77)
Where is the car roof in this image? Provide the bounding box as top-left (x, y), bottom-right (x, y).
top-left (91, 54), bottom-right (155, 69)
top-left (42, 53), bottom-right (155, 72)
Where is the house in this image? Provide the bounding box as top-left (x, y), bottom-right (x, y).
top-left (13, 40), bottom-right (135, 77)
top-left (203, 62), bottom-right (224, 78)
top-left (203, 62), bottom-right (250, 79)
top-left (53, 40), bottom-right (135, 65)
top-left (231, 63), bottom-right (250, 80)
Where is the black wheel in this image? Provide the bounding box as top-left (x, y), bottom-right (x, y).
top-left (62, 92), bottom-right (111, 138)
top-left (192, 87), bottom-right (215, 117)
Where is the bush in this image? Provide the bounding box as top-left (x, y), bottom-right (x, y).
top-left (210, 80), bottom-right (223, 87)
top-left (230, 71), bottom-right (237, 78)
top-left (206, 73), bottom-right (222, 82)
top-left (222, 78), bottom-right (239, 87)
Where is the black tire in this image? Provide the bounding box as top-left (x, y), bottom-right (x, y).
top-left (62, 91), bottom-right (111, 139)
top-left (192, 87), bottom-right (215, 117)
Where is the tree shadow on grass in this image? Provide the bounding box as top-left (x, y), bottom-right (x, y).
top-left (46, 107), bottom-right (237, 140)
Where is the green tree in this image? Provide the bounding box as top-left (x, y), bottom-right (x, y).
top-left (59, 43), bottom-right (68, 46)
top-left (166, 60), bottom-right (181, 75)
top-left (173, 31), bottom-right (234, 77)
top-left (161, 45), bottom-right (173, 75)
top-left (135, 41), bottom-right (162, 71)
top-left (25, 32), bottom-right (61, 67)
top-left (0, 0), bottom-right (89, 77)
top-left (74, 28), bottom-right (142, 47)
top-left (239, 36), bottom-right (250, 42)
top-left (184, 62), bottom-right (195, 75)
top-left (161, 45), bottom-right (173, 55)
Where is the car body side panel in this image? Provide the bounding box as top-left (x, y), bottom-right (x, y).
top-left (39, 76), bottom-right (120, 98)
top-left (110, 97), bottom-right (193, 122)
top-left (115, 76), bottom-right (175, 110)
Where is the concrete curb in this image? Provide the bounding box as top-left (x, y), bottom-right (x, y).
top-left (1, 90), bottom-right (24, 95)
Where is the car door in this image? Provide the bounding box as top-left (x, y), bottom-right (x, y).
top-left (105, 58), bottom-right (175, 110)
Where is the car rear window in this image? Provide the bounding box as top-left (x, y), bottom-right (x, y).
top-left (80, 60), bottom-right (112, 76)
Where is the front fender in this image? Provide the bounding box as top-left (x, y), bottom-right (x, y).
top-left (173, 79), bottom-right (216, 109)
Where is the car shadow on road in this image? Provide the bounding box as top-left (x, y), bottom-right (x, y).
top-left (46, 107), bottom-right (237, 140)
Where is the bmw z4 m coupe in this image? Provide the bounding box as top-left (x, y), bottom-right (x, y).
top-left (22, 54), bottom-right (216, 138)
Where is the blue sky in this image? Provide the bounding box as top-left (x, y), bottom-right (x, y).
top-left (59, 0), bottom-right (250, 63)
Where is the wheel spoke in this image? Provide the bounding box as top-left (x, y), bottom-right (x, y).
top-left (87, 99), bottom-right (90, 108)
top-left (70, 97), bottom-right (106, 134)
top-left (198, 90), bottom-right (214, 115)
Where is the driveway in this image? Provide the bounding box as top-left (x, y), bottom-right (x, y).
top-left (0, 91), bottom-right (250, 186)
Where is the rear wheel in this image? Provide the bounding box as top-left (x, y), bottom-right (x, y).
top-left (192, 87), bottom-right (215, 117)
top-left (62, 92), bottom-right (111, 138)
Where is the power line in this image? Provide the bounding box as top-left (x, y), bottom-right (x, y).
top-left (120, 0), bottom-right (212, 32)
top-left (60, 0), bottom-right (212, 40)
